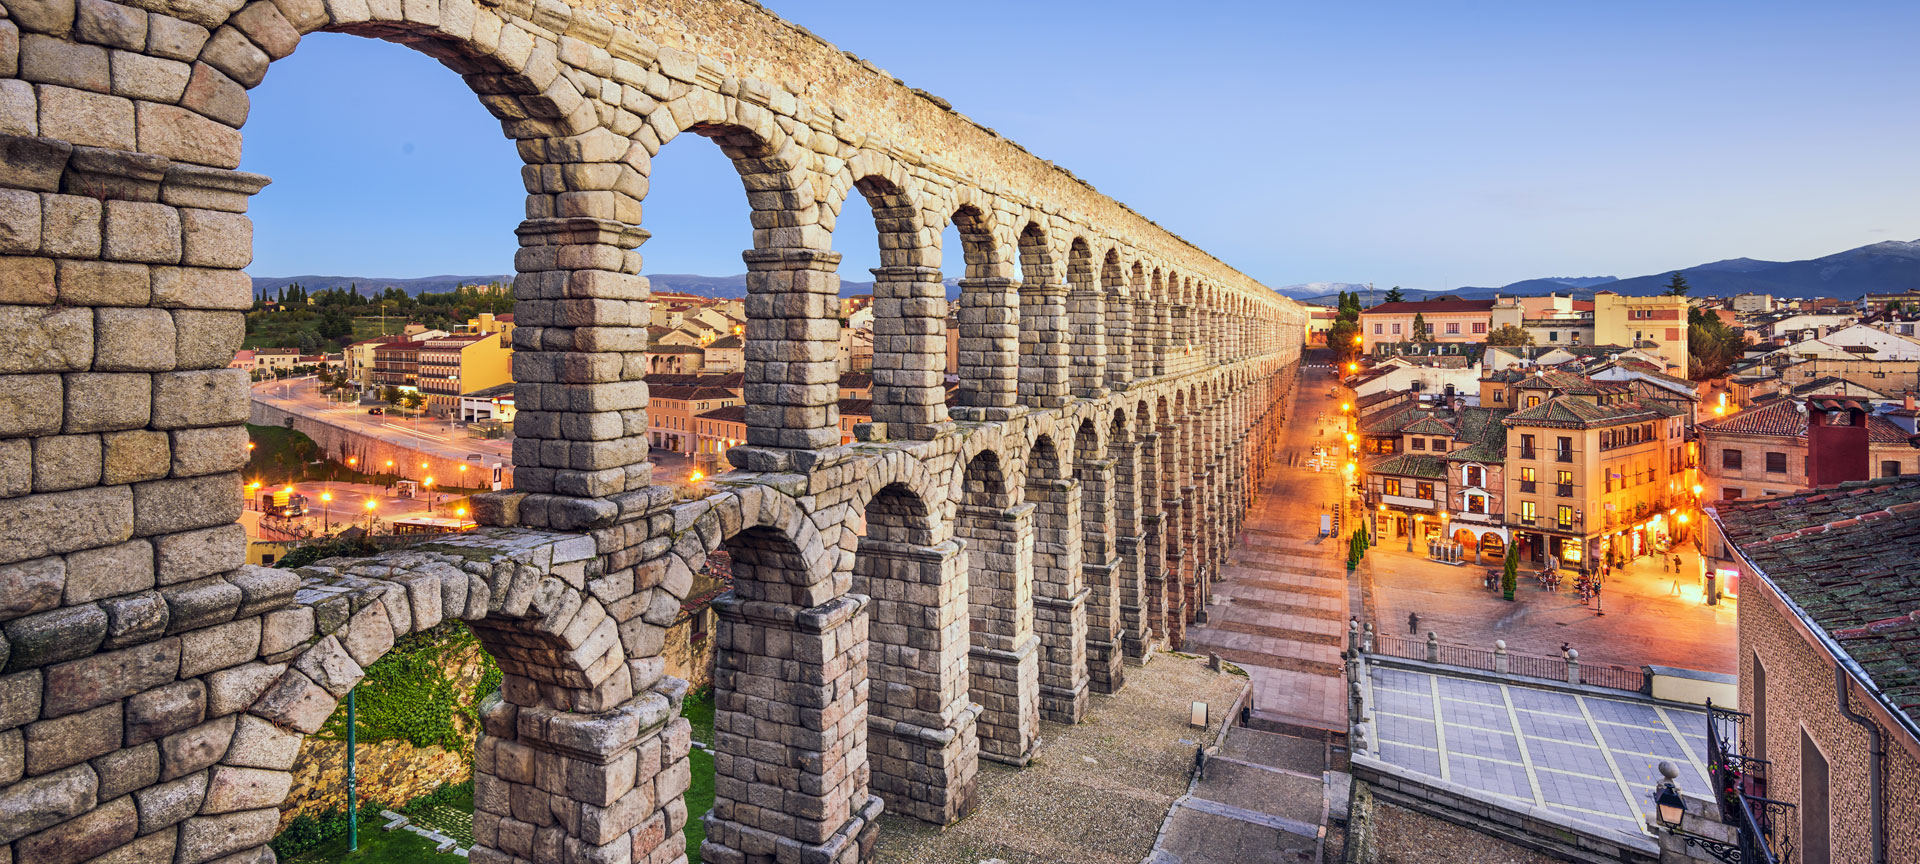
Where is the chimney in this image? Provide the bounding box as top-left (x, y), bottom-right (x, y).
top-left (1906, 393), bottom-right (1916, 412)
top-left (1805, 398), bottom-right (1870, 487)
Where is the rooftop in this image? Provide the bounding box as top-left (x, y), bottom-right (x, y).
top-left (1361, 299), bottom-right (1498, 316)
top-left (1504, 395), bottom-right (1681, 429)
top-left (1712, 476), bottom-right (1920, 726)
top-left (1697, 398), bottom-right (1915, 444)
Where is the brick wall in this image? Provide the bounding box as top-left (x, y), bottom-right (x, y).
top-left (1739, 576), bottom-right (1920, 864)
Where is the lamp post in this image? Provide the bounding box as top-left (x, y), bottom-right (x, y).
top-left (423, 477), bottom-right (434, 513)
top-left (319, 492), bottom-right (332, 534)
top-left (364, 499), bottom-right (377, 532)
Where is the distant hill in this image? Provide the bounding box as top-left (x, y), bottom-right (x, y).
top-left (252, 272), bottom-right (966, 301)
top-left (1284, 239), bottom-right (1920, 305)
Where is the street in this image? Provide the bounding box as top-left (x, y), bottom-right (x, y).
top-left (250, 376), bottom-right (512, 463)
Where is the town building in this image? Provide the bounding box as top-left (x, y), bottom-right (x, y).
top-left (417, 332), bottom-right (513, 415)
top-left (1346, 354), bottom-right (1483, 404)
top-left (1359, 298), bottom-right (1496, 346)
top-left (1858, 289), bottom-right (1920, 313)
top-left (1500, 378), bottom-right (1689, 573)
top-left (370, 339), bottom-right (424, 390)
top-left (1361, 404), bottom-right (1510, 562)
top-left (702, 334), bottom-right (744, 372)
top-left (1590, 292), bottom-right (1690, 373)
top-left (648, 384), bottom-right (744, 454)
top-left (1697, 394), bottom-right (1919, 523)
top-left (1730, 292), bottom-right (1775, 313)
top-left (252, 346), bottom-right (303, 372)
top-left (458, 382), bottom-right (516, 423)
top-left (1708, 475), bottom-right (1920, 864)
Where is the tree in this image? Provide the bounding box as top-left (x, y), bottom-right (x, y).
top-left (402, 391), bottom-right (426, 411)
top-left (1329, 317), bottom-right (1362, 361)
top-left (382, 385), bottom-right (403, 406)
top-left (1663, 271), bottom-right (1691, 297)
top-left (1687, 306), bottom-right (1749, 379)
top-left (1486, 324), bottom-right (1535, 347)
top-left (1383, 286), bottom-right (1406, 303)
top-left (1501, 543), bottom-right (1518, 601)
top-left (1411, 313), bottom-right (1432, 343)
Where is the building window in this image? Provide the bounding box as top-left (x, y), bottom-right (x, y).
top-left (1383, 478), bottom-right (1401, 496)
top-left (1556, 437), bottom-right (1572, 462)
top-left (1520, 466), bottom-right (1536, 493)
top-left (1802, 731), bottom-right (1830, 864)
top-left (1494, 390), bottom-right (1505, 404)
top-left (1527, 395), bottom-right (1541, 408)
top-left (1557, 505), bottom-right (1574, 530)
top-left (1725, 488), bottom-right (1743, 500)
top-left (1520, 435), bottom-right (1536, 459)
top-left (1445, 322), bottom-right (1460, 335)
top-left (1521, 501), bottom-right (1537, 522)
top-left (1723, 449), bottom-right (1743, 470)
top-left (1472, 322), bottom-right (1487, 334)
top-left (1374, 323), bottom-right (1383, 334)
top-left (1556, 471), bottom-right (1573, 497)
top-left (1765, 452), bottom-right (1787, 474)
top-left (1549, 331), bottom-right (1559, 342)
top-left (1884, 460), bottom-right (1903, 478)
top-left (1391, 323), bottom-right (1402, 335)
top-left (1465, 466), bottom-right (1483, 487)
top-left (1416, 482), bottom-right (1434, 500)
top-left (1411, 438), bottom-right (1425, 451)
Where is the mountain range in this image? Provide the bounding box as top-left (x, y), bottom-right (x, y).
top-left (1274, 239), bottom-right (1920, 305)
top-left (255, 238), bottom-right (1920, 307)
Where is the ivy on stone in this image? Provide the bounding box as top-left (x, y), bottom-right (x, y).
top-left (315, 621), bottom-right (501, 753)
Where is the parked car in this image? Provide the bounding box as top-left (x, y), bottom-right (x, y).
top-left (367, 407), bottom-right (384, 415)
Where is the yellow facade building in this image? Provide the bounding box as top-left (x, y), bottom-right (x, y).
top-left (1591, 292), bottom-right (1690, 374)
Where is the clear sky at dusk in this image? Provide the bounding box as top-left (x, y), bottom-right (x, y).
top-left (242, 0), bottom-right (1920, 290)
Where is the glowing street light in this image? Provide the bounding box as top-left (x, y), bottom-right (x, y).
top-left (364, 498), bottom-right (378, 531)
top-left (1340, 403), bottom-right (1351, 413)
top-left (1347, 362), bottom-right (1358, 373)
top-left (1692, 484), bottom-right (1704, 496)
top-left (423, 477), bottom-right (435, 512)
top-left (319, 492), bottom-right (333, 533)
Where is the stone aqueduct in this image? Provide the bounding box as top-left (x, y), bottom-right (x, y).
top-left (0, 0), bottom-right (1306, 861)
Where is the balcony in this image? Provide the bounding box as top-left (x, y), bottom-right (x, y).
top-left (1556, 483), bottom-right (1574, 498)
top-left (1555, 450), bottom-right (1574, 463)
top-left (1519, 447), bottom-right (1537, 460)
top-left (1519, 481), bottom-right (1537, 494)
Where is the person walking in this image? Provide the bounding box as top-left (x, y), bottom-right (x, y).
top-left (1407, 611), bottom-right (1420, 635)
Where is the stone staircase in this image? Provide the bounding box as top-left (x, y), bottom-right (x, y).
top-left (1147, 726), bottom-right (1349, 863)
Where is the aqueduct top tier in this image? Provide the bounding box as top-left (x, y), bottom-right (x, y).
top-left (0, 0), bottom-right (1305, 861)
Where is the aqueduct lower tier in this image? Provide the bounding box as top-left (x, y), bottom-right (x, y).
top-left (0, 0), bottom-right (1307, 861)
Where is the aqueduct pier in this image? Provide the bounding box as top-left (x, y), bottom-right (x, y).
top-left (0, 0), bottom-right (1307, 861)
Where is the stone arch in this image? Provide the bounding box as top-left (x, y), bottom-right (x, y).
top-left (836, 157), bottom-right (948, 436)
top-left (852, 479), bottom-right (979, 825)
top-left (1025, 435), bottom-right (1087, 722)
top-left (1015, 221), bottom-right (1068, 409)
top-left (1101, 247), bottom-right (1131, 390)
top-left (948, 199), bottom-right (1019, 414)
top-left (1073, 417), bottom-right (1123, 694)
top-left (955, 447), bottom-right (1040, 763)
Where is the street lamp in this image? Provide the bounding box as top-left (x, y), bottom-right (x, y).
top-left (1655, 762), bottom-right (1686, 829)
top-left (364, 499), bottom-right (377, 532)
top-left (423, 477), bottom-right (434, 512)
top-left (320, 492), bottom-right (332, 533)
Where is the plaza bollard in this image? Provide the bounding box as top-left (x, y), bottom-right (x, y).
top-left (1494, 640), bottom-right (1509, 674)
top-left (1362, 622), bottom-right (1375, 653)
top-left (1427, 631), bottom-right (1440, 663)
top-left (1567, 648), bottom-right (1582, 685)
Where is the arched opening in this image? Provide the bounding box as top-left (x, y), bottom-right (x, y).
top-left (1065, 238), bottom-right (1104, 397)
top-left (852, 481), bottom-right (978, 824)
top-left (1016, 222), bottom-right (1067, 409)
top-left (841, 172), bottom-right (946, 438)
top-left (1102, 249), bottom-right (1132, 390)
top-left (955, 449), bottom-right (1039, 763)
top-left (1075, 418), bottom-right (1124, 694)
top-left (1481, 532), bottom-right (1508, 564)
top-left (946, 205), bottom-right (1015, 415)
top-left (1027, 434), bottom-right (1088, 722)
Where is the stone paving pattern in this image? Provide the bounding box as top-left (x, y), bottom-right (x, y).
top-left (1367, 666), bottom-right (1710, 838)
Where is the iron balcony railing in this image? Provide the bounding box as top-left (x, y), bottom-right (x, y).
top-left (1703, 699), bottom-right (1793, 864)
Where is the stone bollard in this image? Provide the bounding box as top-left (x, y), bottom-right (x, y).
top-left (1567, 648), bottom-right (1582, 685)
top-left (1494, 639), bottom-right (1509, 674)
top-left (1363, 622), bottom-right (1375, 653)
top-left (1210, 652), bottom-right (1222, 672)
top-left (1427, 631), bottom-right (1440, 663)
top-left (1350, 679), bottom-right (1366, 723)
top-left (1349, 618), bottom-right (1360, 651)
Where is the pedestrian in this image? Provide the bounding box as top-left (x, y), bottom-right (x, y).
top-left (1560, 642), bottom-right (1571, 660)
top-left (1673, 553), bottom-right (1683, 573)
top-left (1408, 611), bottom-right (1419, 635)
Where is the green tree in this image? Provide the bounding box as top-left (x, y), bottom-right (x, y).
top-left (1687, 306), bottom-right (1749, 379)
top-left (1329, 317), bottom-right (1362, 362)
top-left (382, 385), bottom-right (404, 406)
top-left (1411, 313), bottom-right (1432, 343)
top-left (402, 391), bottom-right (426, 411)
top-left (1383, 286), bottom-right (1406, 303)
top-left (1663, 271), bottom-right (1691, 297)
top-left (1486, 324), bottom-right (1535, 347)
top-left (1501, 543), bottom-right (1519, 601)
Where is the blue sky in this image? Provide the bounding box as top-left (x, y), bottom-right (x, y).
top-left (243, 0), bottom-right (1920, 290)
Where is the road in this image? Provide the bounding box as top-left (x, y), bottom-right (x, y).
top-left (1184, 364), bottom-right (1355, 735)
top-left (241, 479), bottom-right (455, 541)
top-left (250, 377), bottom-right (513, 463)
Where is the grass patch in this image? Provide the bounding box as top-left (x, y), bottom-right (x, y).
top-left (685, 747), bottom-right (715, 863)
top-left (681, 686), bottom-right (716, 863)
top-left (404, 781), bottom-right (475, 848)
top-left (281, 823), bottom-right (468, 864)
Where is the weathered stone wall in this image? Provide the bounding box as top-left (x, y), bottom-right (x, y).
top-left (281, 736), bottom-right (468, 825)
top-left (0, 0), bottom-right (1305, 861)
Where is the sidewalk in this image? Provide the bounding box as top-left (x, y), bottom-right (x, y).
top-left (1363, 541), bottom-right (1736, 676)
top-left (1184, 367), bottom-right (1353, 735)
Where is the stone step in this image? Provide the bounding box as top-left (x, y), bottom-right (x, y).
top-left (1217, 726), bottom-right (1330, 775)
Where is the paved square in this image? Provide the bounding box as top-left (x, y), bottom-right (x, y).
top-left (1368, 666), bottom-right (1711, 838)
